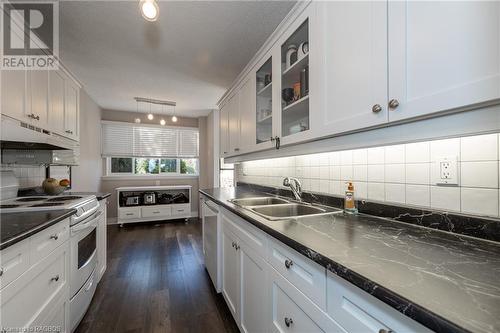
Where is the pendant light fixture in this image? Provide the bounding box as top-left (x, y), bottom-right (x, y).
top-left (147, 98), bottom-right (154, 120)
top-left (160, 104), bottom-right (166, 126)
top-left (140, 0), bottom-right (159, 22)
top-left (171, 104), bottom-right (178, 123)
top-left (135, 99), bottom-right (141, 123)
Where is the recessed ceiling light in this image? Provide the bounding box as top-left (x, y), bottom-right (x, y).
top-left (134, 118), bottom-right (141, 123)
top-left (140, 0), bottom-right (159, 22)
top-left (147, 113), bottom-right (154, 120)
top-left (171, 115), bottom-right (178, 123)
top-left (160, 119), bottom-right (166, 126)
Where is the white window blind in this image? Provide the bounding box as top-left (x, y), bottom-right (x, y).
top-left (102, 122), bottom-right (199, 158)
top-left (178, 129), bottom-right (199, 157)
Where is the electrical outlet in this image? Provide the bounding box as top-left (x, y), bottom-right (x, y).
top-left (435, 156), bottom-right (458, 185)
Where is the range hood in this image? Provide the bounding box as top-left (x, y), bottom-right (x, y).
top-left (1, 115), bottom-right (79, 151)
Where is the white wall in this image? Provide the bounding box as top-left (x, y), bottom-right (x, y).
top-left (236, 133), bottom-right (500, 218)
top-left (71, 90), bottom-right (102, 192)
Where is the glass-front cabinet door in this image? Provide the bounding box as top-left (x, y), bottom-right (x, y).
top-left (255, 57), bottom-right (273, 146)
top-left (280, 18), bottom-right (310, 140)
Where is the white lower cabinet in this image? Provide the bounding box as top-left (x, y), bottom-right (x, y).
top-left (219, 208), bottom-right (432, 333)
top-left (222, 213), bottom-right (269, 333)
top-left (270, 267), bottom-right (345, 333)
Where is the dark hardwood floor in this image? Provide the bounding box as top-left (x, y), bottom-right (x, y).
top-left (75, 219), bottom-right (239, 333)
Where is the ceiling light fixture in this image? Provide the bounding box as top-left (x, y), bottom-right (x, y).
top-left (160, 119), bottom-right (166, 126)
top-left (134, 118), bottom-right (141, 123)
top-left (140, 0), bottom-right (159, 22)
top-left (147, 114), bottom-right (154, 120)
top-left (172, 104), bottom-right (178, 122)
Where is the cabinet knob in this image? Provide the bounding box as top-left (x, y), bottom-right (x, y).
top-left (235, 244), bottom-right (240, 251)
top-left (49, 234), bottom-right (59, 240)
top-left (388, 99), bottom-right (400, 109)
top-left (50, 275), bottom-right (60, 282)
top-left (372, 104), bottom-right (382, 113)
top-left (284, 259), bottom-right (293, 269)
top-left (234, 148), bottom-right (240, 152)
top-left (379, 330), bottom-right (393, 333)
top-left (0, 267), bottom-right (3, 277)
top-left (231, 241), bottom-right (236, 248)
top-left (284, 317), bottom-right (293, 327)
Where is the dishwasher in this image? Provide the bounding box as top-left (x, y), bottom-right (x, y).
top-left (202, 197), bottom-right (221, 292)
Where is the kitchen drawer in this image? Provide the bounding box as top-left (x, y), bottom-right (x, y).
top-left (0, 242), bottom-right (68, 329)
top-left (221, 208), bottom-right (267, 257)
top-left (141, 206), bottom-right (172, 218)
top-left (0, 239), bottom-right (30, 290)
top-left (30, 219), bottom-right (69, 263)
top-left (118, 207), bottom-right (141, 220)
top-left (326, 271), bottom-right (432, 333)
top-left (270, 266), bottom-right (346, 333)
top-left (31, 289), bottom-right (69, 333)
top-left (171, 204), bottom-right (190, 216)
top-left (268, 237), bottom-right (327, 309)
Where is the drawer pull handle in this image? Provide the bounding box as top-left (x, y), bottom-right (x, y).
top-left (0, 267), bottom-right (3, 277)
top-left (50, 234), bottom-right (59, 240)
top-left (284, 259), bottom-right (293, 269)
top-left (153, 211), bottom-right (160, 214)
top-left (231, 242), bottom-right (236, 248)
top-left (284, 317), bottom-right (293, 327)
top-left (126, 213), bottom-right (134, 216)
top-left (50, 275), bottom-right (60, 282)
top-left (379, 330), bottom-right (393, 333)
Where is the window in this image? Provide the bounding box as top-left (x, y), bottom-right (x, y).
top-left (106, 157), bottom-right (198, 176)
top-left (160, 159), bottom-right (177, 173)
top-left (102, 121), bottom-right (200, 177)
top-left (180, 158), bottom-right (199, 175)
top-left (111, 158), bottom-right (133, 174)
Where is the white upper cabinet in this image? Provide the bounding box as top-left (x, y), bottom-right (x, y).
top-left (64, 78), bottom-right (79, 141)
top-left (388, 1), bottom-right (500, 122)
top-left (28, 70), bottom-right (49, 128)
top-left (227, 93), bottom-right (240, 155)
top-left (314, 1), bottom-right (388, 136)
top-left (49, 70), bottom-right (66, 136)
top-left (1, 70), bottom-right (27, 122)
top-left (255, 55), bottom-right (275, 151)
top-left (219, 101), bottom-right (230, 157)
top-left (238, 76), bottom-right (256, 154)
top-left (278, 5), bottom-right (315, 146)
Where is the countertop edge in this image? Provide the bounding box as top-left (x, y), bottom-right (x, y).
top-left (199, 189), bottom-right (470, 333)
top-left (0, 209), bottom-right (77, 250)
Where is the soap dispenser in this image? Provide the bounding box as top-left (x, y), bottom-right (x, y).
top-left (344, 182), bottom-right (358, 214)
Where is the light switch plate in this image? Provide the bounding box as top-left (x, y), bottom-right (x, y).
top-left (435, 156), bottom-right (458, 185)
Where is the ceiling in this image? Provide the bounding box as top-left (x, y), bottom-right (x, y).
top-left (60, 1), bottom-right (295, 117)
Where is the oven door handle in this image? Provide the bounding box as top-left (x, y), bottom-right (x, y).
top-left (72, 210), bottom-right (102, 233)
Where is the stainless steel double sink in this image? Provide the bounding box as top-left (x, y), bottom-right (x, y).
top-left (229, 196), bottom-right (342, 220)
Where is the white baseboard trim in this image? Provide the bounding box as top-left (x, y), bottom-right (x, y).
top-left (107, 211), bottom-right (199, 225)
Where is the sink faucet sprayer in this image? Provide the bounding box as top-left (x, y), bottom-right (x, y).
top-left (283, 177), bottom-right (302, 201)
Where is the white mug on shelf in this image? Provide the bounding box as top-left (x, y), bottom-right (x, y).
top-left (298, 42), bottom-right (309, 60)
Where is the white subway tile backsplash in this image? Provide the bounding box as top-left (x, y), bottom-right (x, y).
top-left (461, 188), bottom-right (499, 217)
top-left (330, 166), bottom-right (341, 180)
top-left (356, 182), bottom-right (367, 199)
top-left (406, 185), bottom-right (430, 207)
top-left (352, 149), bottom-right (368, 165)
top-left (385, 145), bottom-right (405, 164)
top-left (385, 183), bottom-right (406, 204)
top-left (368, 183), bottom-right (385, 201)
top-left (385, 164), bottom-right (405, 183)
top-left (340, 166), bottom-right (353, 181)
top-left (430, 138), bottom-right (460, 162)
top-left (340, 150), bottom-right (353, 166)
top-left (461, 134), bottom-right (498, 161)
top-left (406, 142), bottom-right (430, 163)
top-left (353, 165), bottom-right (368, 182)
top-left (406, 163), bottom-right (430, 185)
top-left (461, 161), bottom-right (498, 189)
top-left (367, 147), bottom-right (385, 164)
top-left (237, 132), bottom-right (500, 218)
top-left (367, 165), bottom-right (385, 182)
top-left (431, 186), bottom-right (461, 212)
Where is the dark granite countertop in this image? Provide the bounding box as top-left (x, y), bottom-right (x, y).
top-left (200, 187), bottom-right (500, 333)
top-left (0, 209), bottom-right (76, 250)
top-left (65, 192), bottom-right (111, 201)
